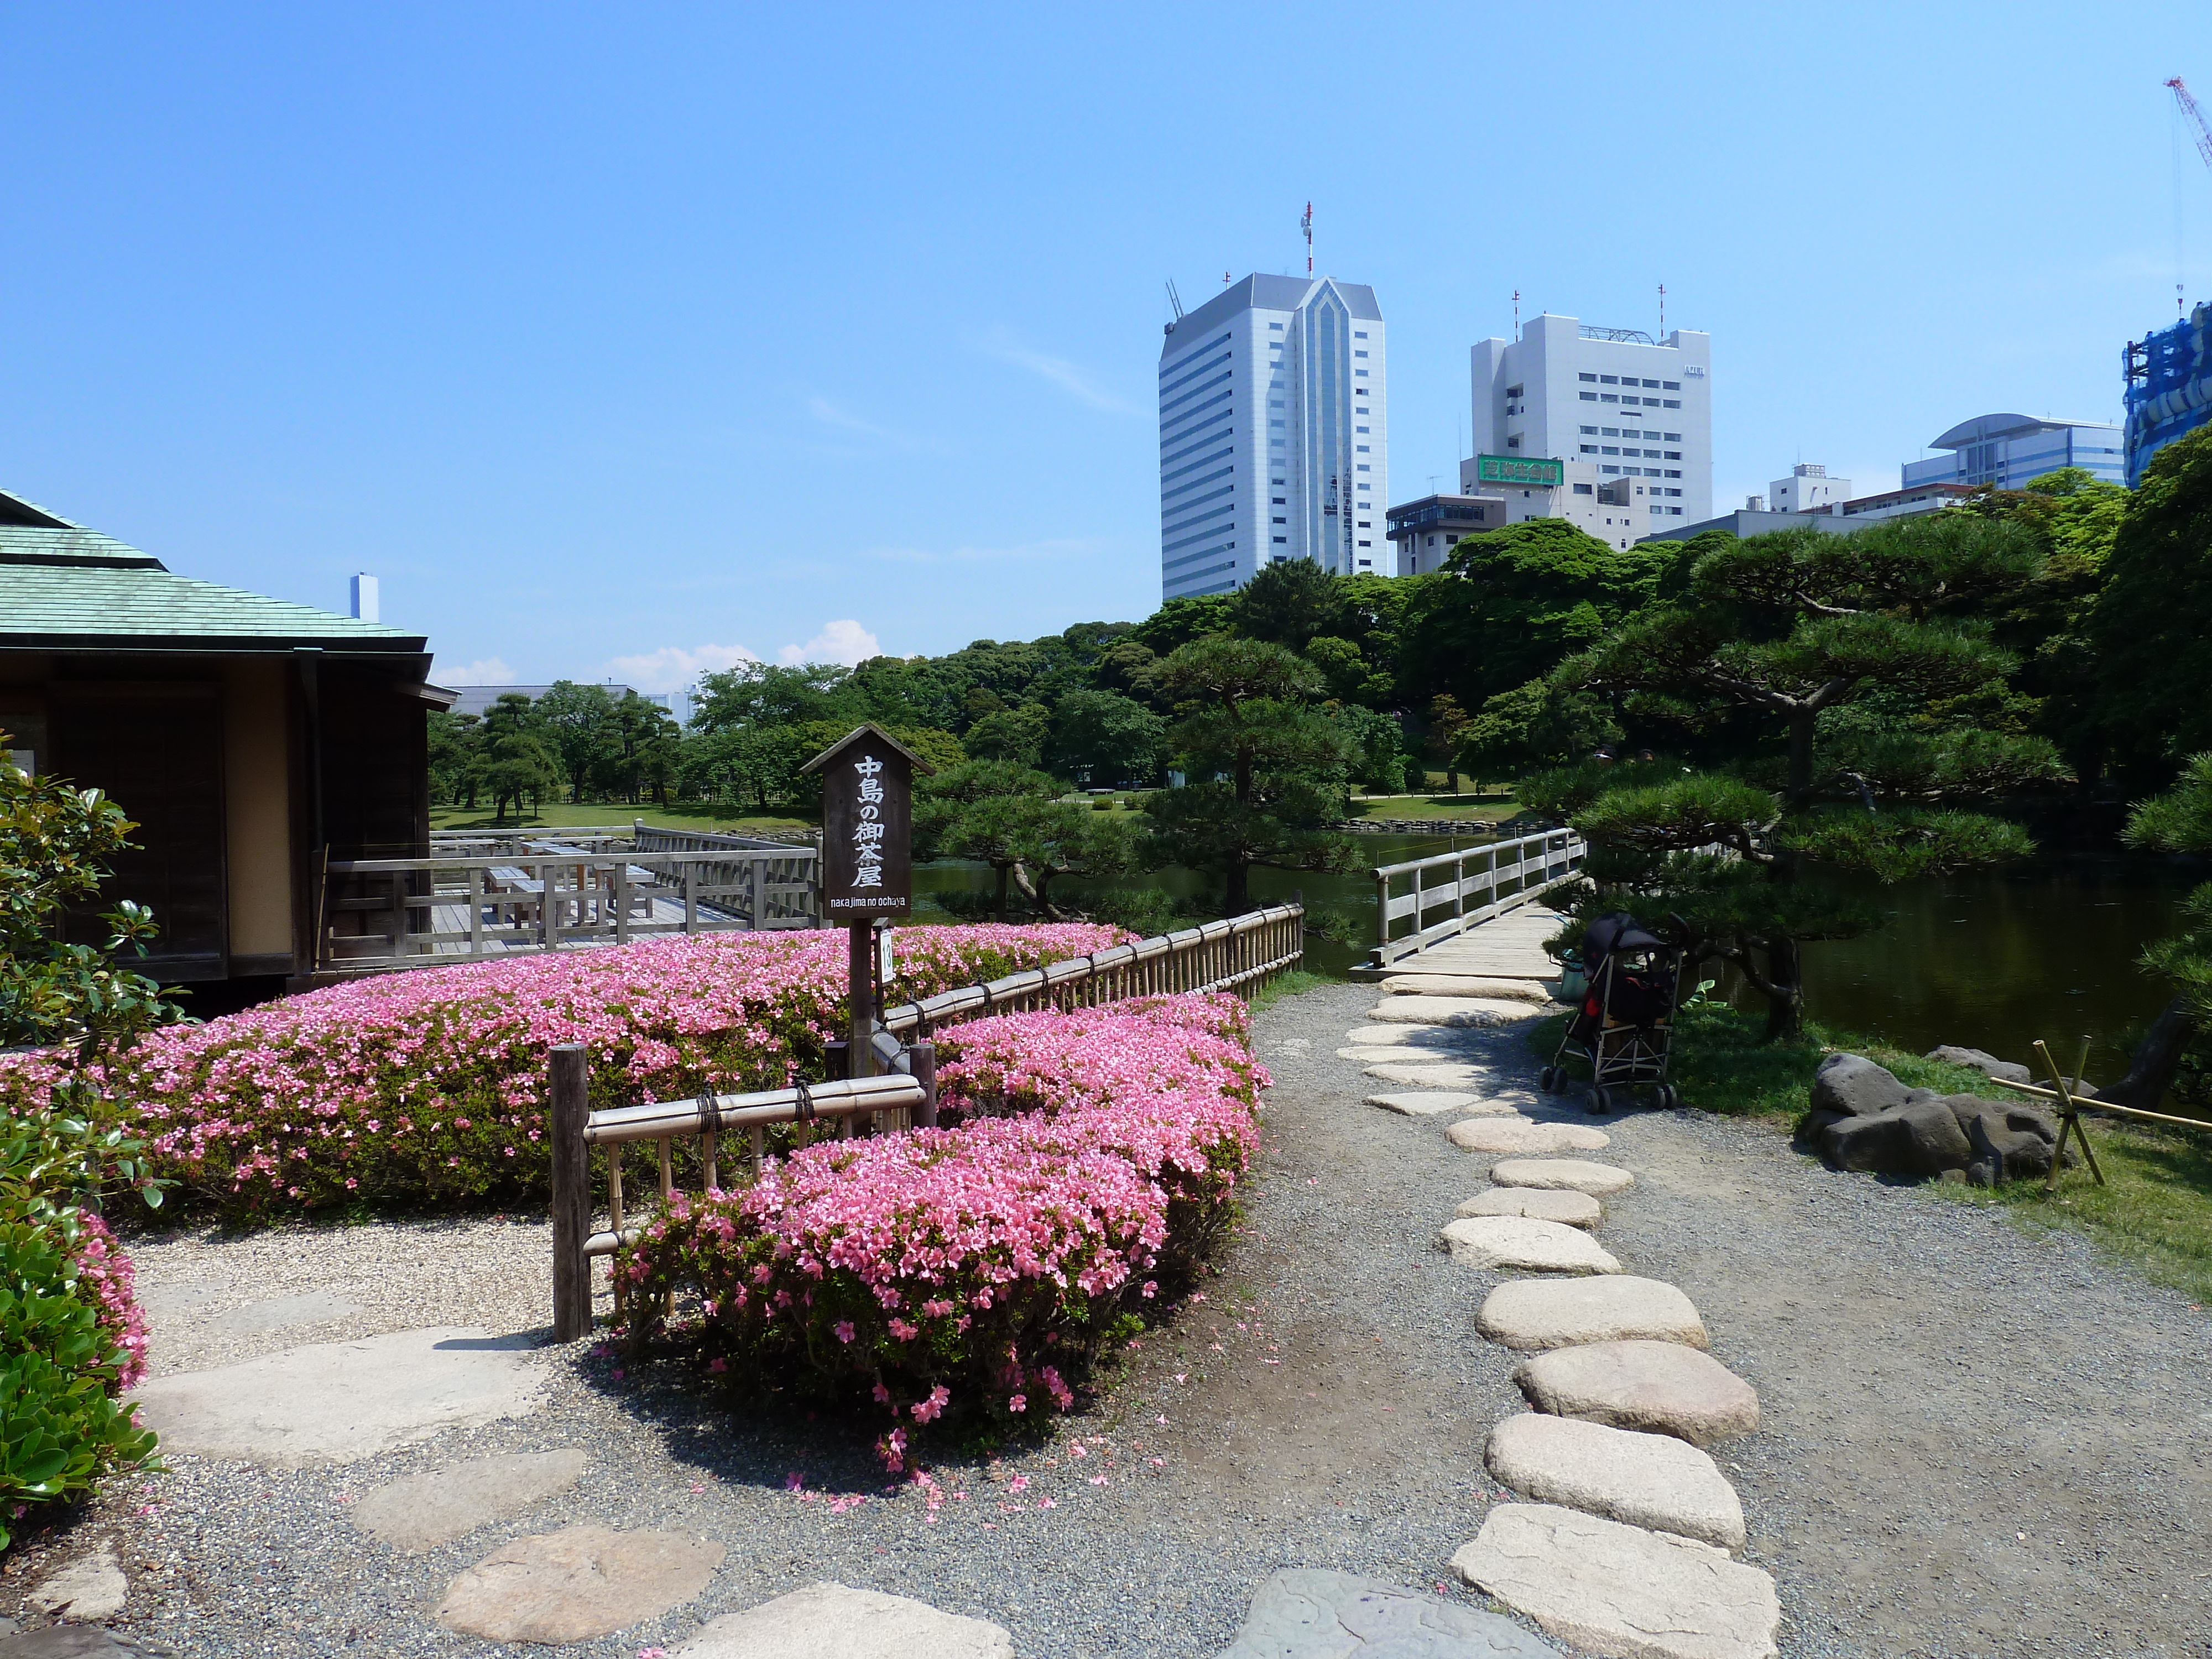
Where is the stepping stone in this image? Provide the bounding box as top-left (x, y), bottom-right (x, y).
top-left (0, 1631), bottom-right (137, 1658)
top-left (352, 1449), bottom-right (588, 1552)
top-left (1515, 1341), bottom-right (1760, 1446)
top-left (1489, 1159), bottom-right (1636, 1197)
top-left (675, 1581), bottom-right (1014, 1658)
top-left (1366, 1062), bottom-right (1491, 1088)
top-left (1381, 975), bottom-right (1558, 1004)
top-left (1342, 1047), bottom-right (1476, 1065)
top-left (1447, 1120), bottom-right (1610, 1155)
top-left (1439, 1217), bottom-right (1620, 1275)
top-left (1368, 997), bottom-right (1544, 1027)
top-left (129, 1326), bottom-right (543, 1467)
top-left (1370, 1092), bottom-right (1521, 1118)
top-left (436, 1526), bottom-right (725, 1643)
top-left (1218, 1567), bottom-right (1562, 1658)
top-left (208, 1288), bottom-right (363, 1334)
top-left (1478, 1277), bottom-right (1708, 1352)
top-left (1344, 1024), bottom-right (1480, 1048)
top-left (25, 1544), bottom-right (126, 1620)
top-left (1451, 1504), bottom-right (1779, 1659)
top-left (1459, 1188), bottom-right (1603, 1228)
top-left (1485, 1415), bottom-right (1745, 1550)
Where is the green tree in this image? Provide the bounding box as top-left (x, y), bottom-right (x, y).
top-left (1045, 690), bottom-right (1168, 786)
top-left (2094, 426), bottom-right (2212, 788)
top-left (2106, 754), bottom-right (2212, 1109)
top-left (533, 681), bottom-right (619, 801)
top-left (963, 704), bottom-right (1051, 767)
top-left (1228, 558), bottom-right (1346, 652)
top-left (1425, 693), bottom-right (1473, 790)
top-left (427, 710), bottom-right (483, 807)
top-left (472, 694), bottom-right (562, 824)
top-left (691, 662), bottom-right (863, 733)
top-left (1128, 593), bottom-right (1234, 655)
top-left (1143, 637), bottom-right (1356, 912)
top-left (1541, 517), bottom-right (2065, 1038)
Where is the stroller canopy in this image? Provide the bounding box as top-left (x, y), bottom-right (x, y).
top-left (1581, 912), bottom-right (1671, 974)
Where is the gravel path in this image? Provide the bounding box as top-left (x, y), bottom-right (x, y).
top-left (12, 980), bottom-right (2211, 1657)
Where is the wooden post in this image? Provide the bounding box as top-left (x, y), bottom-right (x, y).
top-left (2036, 1036), bottom-right (2106, 1189)
top-left (848, 919), bottom-right (874, 1080)
top-left (549, 1044), bottom-right (592, 1342)
top-left (683, 863), bottom-right (698, 935)
top-left (613, 863), bottom-right (631, 947)
top-left (468, 864), bottom-right (484, 957)
top-left (912, 1040), bottom-right (938, 1129)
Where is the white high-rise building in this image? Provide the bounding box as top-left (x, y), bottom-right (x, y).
top-left (1159, 273), bottom-right (1387, 599)
top-left (1467, 313), bottom-right (1712, 533)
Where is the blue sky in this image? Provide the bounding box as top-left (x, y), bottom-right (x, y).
top-left (5, 3), bottom-right (2206, 690)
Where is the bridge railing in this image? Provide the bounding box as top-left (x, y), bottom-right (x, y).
top-left (1369, 828), bottom-right (1586, 969)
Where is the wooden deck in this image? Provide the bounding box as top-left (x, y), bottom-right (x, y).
top-left (1369, 905), bottom-right (1568, 982)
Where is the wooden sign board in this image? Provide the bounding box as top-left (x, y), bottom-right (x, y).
top-left (802, 723), bottom-right (934, 922)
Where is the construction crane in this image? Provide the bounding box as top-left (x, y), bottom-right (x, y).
top-left (2172, 77), bottom-right (2212, 173)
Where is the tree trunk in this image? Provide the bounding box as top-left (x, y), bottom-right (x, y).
top-left (2099, 995), bottom-right (2194, 1112)
top-left (1225, 857), bottom-right (1250, 915)
top-left (1786, 711), bottom-right (1817, 802)
top-left (1761, 935), bottom-right (1804, 1041)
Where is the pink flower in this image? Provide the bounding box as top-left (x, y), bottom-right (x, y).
top-left (833, 1321), bottom-right (855, 1344)
top-left (1008, 1474), bottom-right (1030, 1493)
top-left (1008, 1394), bottom-right (1027, 1413)
top-left (911, 1385), bottom-right (951, 1423)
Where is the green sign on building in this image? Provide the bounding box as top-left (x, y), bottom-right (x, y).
top-left (1475, 453), bottom-right (1564, 488)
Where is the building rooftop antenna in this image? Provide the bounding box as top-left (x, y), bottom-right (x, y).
top-left (1302, 202), bottom-right (1313, 277)
top-left (1659, 283), bottom-right (1666, 335)
top-left (1512, 289), bottom-right (1521, 340)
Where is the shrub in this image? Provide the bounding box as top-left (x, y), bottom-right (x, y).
top-left (618, 995), bottom-right (1264, 1448)
top-left (0, 924), bottom-right (1128, 1220)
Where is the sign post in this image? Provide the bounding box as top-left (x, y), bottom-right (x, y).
top-left (802, 724), bottom-right (934, 1080)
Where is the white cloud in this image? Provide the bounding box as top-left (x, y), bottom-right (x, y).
top-left (597, 643), bottom-right (763, 695)
top-left (442, 657), bottom-right (515, 685)
top-left (778, 619), bottom-right (880, 667)
top-left (978, 328), bottom-right (1138, 413)
top-left (804, 395), bottom-right (946, 453)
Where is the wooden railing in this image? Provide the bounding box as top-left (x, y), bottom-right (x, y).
top-left (1369, 829), bottom-right (1586, 968)
top-left (542, 902), bottom-right (1305, 1337)
top-left (317, 839), bottom-right (820, 974)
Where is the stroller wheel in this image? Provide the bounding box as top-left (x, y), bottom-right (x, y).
top-left (1538, 1066), bottom-right (1559, 1093)
top-left (1661, 1083), bottom-right (1682, 1110)
top-left (1587, 1084), bottom-right (1613, 1115)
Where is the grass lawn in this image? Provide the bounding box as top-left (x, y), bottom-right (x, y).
top-left (430, 801), bottom-right (816, 837)
top-left (1343, 793), bottom-right (1526, 823)
top-left (1249, 968), bottom-right (1329, 1015)
top-left (1532, 1001), bottom-right (2212, 1305)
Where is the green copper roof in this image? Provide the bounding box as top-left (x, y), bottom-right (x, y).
top-left (0, 487), bottom-right (425, 653)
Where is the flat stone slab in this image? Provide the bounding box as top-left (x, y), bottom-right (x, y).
top-left (436, 1526), bottom-right (725, 1643)
top-left (129, 1326), bottom-right (543, 1467)
top-left (1447, 1120), bottom-right (1610, 1155)
top-left (352, 1449), bottom-right (588, 1552)
top-left (1489, 1159), bottom-right (1636, 1197)
top-left (1381, 975), bottom-right (1559, 1004)
top-left (1218, 1567), bottom-right (1562, 1657)
top-left (1342, 1047), bottom-right (1480, 1065)
top-left (1344, 1024), bottom-right (1483, 1048)
top-left (1459, 1187), bottom-right (1603, 1228)
top-left (1516, 1341), bottom-right (1760, 1446)
top-left (1478, 1277), bottom-right (1709, 1352)
top-left (1366, 1062), bottom-right (1493, 1088)
top-left (1452, 1504), bottom-right (1779, 1659)
top-left (208, 1288), bottom-right (363, 1334)
top-left (1485, 1415), bottom-right (1745, 1550)
top-left (1439, 1217), bottom-right (1621, 1275)
top-left (676, 1581), bottom-right (1013, 1658)
top-left (1371, 1091), bottom-right (1520, 1118)
top-left (0, 1631), bottom-right (137, 1658)
top-left (26, 1544), bottom-right (126, 1620)
top-left (1368, 997), bottom-right (1545, 1027)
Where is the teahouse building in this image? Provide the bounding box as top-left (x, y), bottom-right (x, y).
top-left (0, 487), bottom-right (451, 993)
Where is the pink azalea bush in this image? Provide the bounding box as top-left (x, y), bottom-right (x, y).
top-left (618, 994), bottom-right (1265, 1435)
top-left (0, 925), bottom-right (1127, 1219)
top-left (67, 1211), bottom-right (148, 1394)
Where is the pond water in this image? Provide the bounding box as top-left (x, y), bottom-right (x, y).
top-left (914, 841), bottom-right (2203, 1081)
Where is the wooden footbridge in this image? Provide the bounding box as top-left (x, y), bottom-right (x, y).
top-left (1354, 827), bottom-right (1585, 983)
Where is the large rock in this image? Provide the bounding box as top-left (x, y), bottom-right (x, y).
top-left (0, 1632), bottom-right (138, 1658)
top-left (25, 1545), bottom-right (126, 1620)
top-left (1344, 1024), bottom-right (1483, 1048)
top-left (1217, 1567), bottom-right (1562, 1658)
top-left (1380, 976), bottom-right (1559, 1005)
top-left (675, 1582), bottom-right (1013, 1658)
top-left (128, 1327), bottom-right (543, 1467)
top-left (1479, 1277), bottom-right (1708, 1352)
top-left (1924, 1045), bottom-right (2032, 1087)
top-left (1367, 998), bottom-right (1543, 1028)
top-left (1459, 1188), bottom-right (1604, 1229)
top-left (352, 1449), bottom-right (588, 1552)
top-left (1953, 1097), bottom-right (2067, 1185)
top-left (1515, 1341), bottom-right (1760, 1446)
top-left (1371, 1091), bottom-right (1520, 1118)
top-left (1819, 1095), bottom-right (1971, 1176)
top-left (1366, 1062), bottom-right (1491, 1089)
top-left (1438, 1217), bottom-right (1621, 1275)
top-left (1451, 1504), bottom-right (1779, 1659)
top-left (1448, 1120), bottom-right (1610, 1155)
top-left (1343, 1047), bottom-right (1485, 1065)
top-left (1489, 1159), bottom-right (1635, 1197)
top-left (1809, 1052), bottom-right (1914, 1120)
top-left (436, 1526), bottom-right (724, 1643)
top-left (1484, 1415), bottom-right (1745, 1550)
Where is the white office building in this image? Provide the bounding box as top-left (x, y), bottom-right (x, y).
top-left (1467, 312), bottom-right (1712, 533)
top-left (1159, 273), bottom-right (1387, 599)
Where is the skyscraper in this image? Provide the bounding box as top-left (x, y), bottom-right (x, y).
top-left (1159, 274), bottom-right (1387, 601)
top-left (1467, 313), bottom-right (1712, 530)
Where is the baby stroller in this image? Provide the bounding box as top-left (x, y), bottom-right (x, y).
top-left (1539, 912), bottom-right (1686, 1114)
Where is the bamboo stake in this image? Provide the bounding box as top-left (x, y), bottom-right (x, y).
top-left (2036, 1037), bottom-right (2105, 1190)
